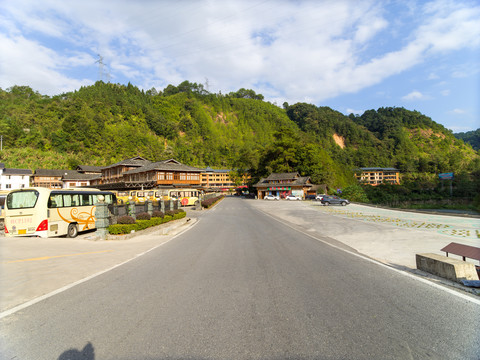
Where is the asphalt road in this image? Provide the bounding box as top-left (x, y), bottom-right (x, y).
top-left (1, 197), bottom-right (479, 359)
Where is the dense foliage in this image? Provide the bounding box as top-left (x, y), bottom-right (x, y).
top-left (1, 82), bottom-right (478, 197)
top-left (454, 129), bottom-right (480, 150)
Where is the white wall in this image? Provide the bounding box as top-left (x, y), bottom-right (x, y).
top-left (0, 174), bottom-right (30, 190)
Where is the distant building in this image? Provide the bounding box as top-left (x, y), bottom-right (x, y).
top-left (32, 169), bottom-right (72, 189)
top-left (62, 172), bottom-right (100, 188)
top-left (75, 165), bottom-right (103, 175)
top-left (200, 167), bottom-right (250, 191)
top-left (254, 172), bottom-right (313, 199)
top-left (0, 163), bottom-right (32, 190)
top-left (121, 159), bottom-right (202, 188)
top-left (355, 167), bottom-right (400, 185)
top-left (100, 156), bottom-right (152, 187)
top-left (94, 157), bottom-right (203, 190)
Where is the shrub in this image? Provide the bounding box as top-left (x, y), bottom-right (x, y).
top-left (202, 195), bottom-right (224, 208)
top-left (340, 185), bottom-right (369, 203)
top-left (117, 215), bottom-right (135, 224)
top-left (107, 209), bottom-right (186, 235)
top-left (108, 224), bottom-right (136, 234)
top-left (165, 210), bottom-right (176, 217)
top-left (137, 212), bottom-right (151, 220)
top-left (152, 210), bottom-right (164, 218)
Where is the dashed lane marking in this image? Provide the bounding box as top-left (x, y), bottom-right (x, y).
top-left (5, 250), bottom-right (114, 264)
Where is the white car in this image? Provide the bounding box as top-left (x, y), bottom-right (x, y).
top-left (286, 195), bottom-right (302, 201)
top-left (264, 195), bottom-right (280, 200)
top-left (315, 194), bottom-right (325, 201)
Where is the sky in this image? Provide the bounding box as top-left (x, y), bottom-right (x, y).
top-left (1, 0), bottom-right (479, 132)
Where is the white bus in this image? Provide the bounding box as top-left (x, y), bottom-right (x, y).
top-left (4, 187), bottom-right (116, 238)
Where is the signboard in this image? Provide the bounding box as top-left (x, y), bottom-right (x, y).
top-left (267, 187), bottom-right (291, 190)
top-left (439, 172), bottom-right (454, 180)
top-left (292, 190), bottom-right (304, 197)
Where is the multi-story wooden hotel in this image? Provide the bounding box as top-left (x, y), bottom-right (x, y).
top-left (98, 157), bottom-right (202, 189)
top-left (355, 167), bottom-right (400, 185)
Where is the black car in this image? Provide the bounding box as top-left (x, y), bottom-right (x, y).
top-left (305, 194), bottom-right (316, 200)
top-left (321, 195), bottom-right (350, 206)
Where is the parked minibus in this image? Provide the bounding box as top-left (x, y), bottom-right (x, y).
top-left (4, 187), bottom-right (116, 238)
top-left (166, 188), bottom-right (201, 206)
top-left (113, 190), bottom-right (147, 204)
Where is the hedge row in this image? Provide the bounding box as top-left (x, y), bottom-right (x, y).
top-left (202, 195), bottom-right (225, 209)
top-left (108, 210), bottom-right (186, 235)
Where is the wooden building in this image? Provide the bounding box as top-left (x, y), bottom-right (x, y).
top-left (254, 172), bottom-right (313, 199)
top-left (121, 159), bottom-right (202, 188)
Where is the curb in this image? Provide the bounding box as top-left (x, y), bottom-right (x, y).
top-left (81, 217), bottom-right (193, 241)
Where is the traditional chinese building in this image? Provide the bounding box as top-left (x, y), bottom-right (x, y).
top-left (121, 159), bottom-right (202, 188)
top-left (254, 172), bottom-right (313, 199)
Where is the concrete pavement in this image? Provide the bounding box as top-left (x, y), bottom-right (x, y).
top-left (249, 201), bottom-right (480, 269)
top-left (0, 215), bottom-right (197, 314)
top-left (1, 198), bottom-right (479, 315)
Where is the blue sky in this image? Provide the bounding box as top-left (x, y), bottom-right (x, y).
top-left (0, 0), bottom-right (479, 132)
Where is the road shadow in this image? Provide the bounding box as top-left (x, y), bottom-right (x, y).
top-left (58, 342), bottom-right (94, 360)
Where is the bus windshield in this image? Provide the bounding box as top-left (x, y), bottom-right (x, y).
top-left (7, 190), bottom-right (40, 209)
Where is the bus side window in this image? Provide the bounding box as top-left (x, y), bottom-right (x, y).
top-left (81, 194), bottom-right (91, 206)
top-left (63, 194), bottom-right (72, 207)
top-left (71, 194), bottom-right (80, 206)
top-left (48, 194), bottom-right (63, 208)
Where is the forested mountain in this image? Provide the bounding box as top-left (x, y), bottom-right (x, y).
top-left (0, 82), bottom-right (478, 190)
top-left (454, 129), bottom-right (480, 150)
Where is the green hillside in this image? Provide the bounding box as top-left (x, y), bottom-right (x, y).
top-left (0, 82), bottom-right (478, 193)
top-left (454, 129), bottom-right (480, 151)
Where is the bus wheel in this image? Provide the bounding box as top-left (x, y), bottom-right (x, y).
top-left (194, 200), bottom-right (200, 207)
top-left (67, 223), bottom-right (78, 238)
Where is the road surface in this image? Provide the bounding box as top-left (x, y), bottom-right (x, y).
top-left (1, 197), bottom-right (479, 359)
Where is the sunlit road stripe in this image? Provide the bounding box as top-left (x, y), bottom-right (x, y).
top-left (5, 250), bottom-right (114, 264)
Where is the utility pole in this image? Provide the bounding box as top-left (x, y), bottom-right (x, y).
top-left (1, 135), bottom-right (3, 151)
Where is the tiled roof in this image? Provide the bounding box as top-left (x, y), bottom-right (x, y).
top-left (101, 156), bottom-right (152, 170)
top-left (254, 174), bottom-right (312, 187)
top-left (2, 168), bottom-right (33, 175)
top-left (202, 167), bottom-right (231, 173)
top-left (358, 167), bottom-right (399, 171)
top-left (34, 169), bottom-right (75, 177)
top-left (76, 165), bottom-right (103, 173)
top-left (62, 172), bottom-right (100, 181)
top-left (264, 172), bottom-right (300, 181)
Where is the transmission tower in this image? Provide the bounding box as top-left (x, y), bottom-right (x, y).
top-left (95, 54), bottom-right (104, 81)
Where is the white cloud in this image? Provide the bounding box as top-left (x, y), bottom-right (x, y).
top-left (0, 0), bottom-right (479, 107)
top-left (346, 108), bottom-right (365, 115)
top-left (402, 90), bottom-right (427, 101)
top-left (450, 108), bottom-right (466, 114)
top-left (0, 33), bottom-right (91, 94)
